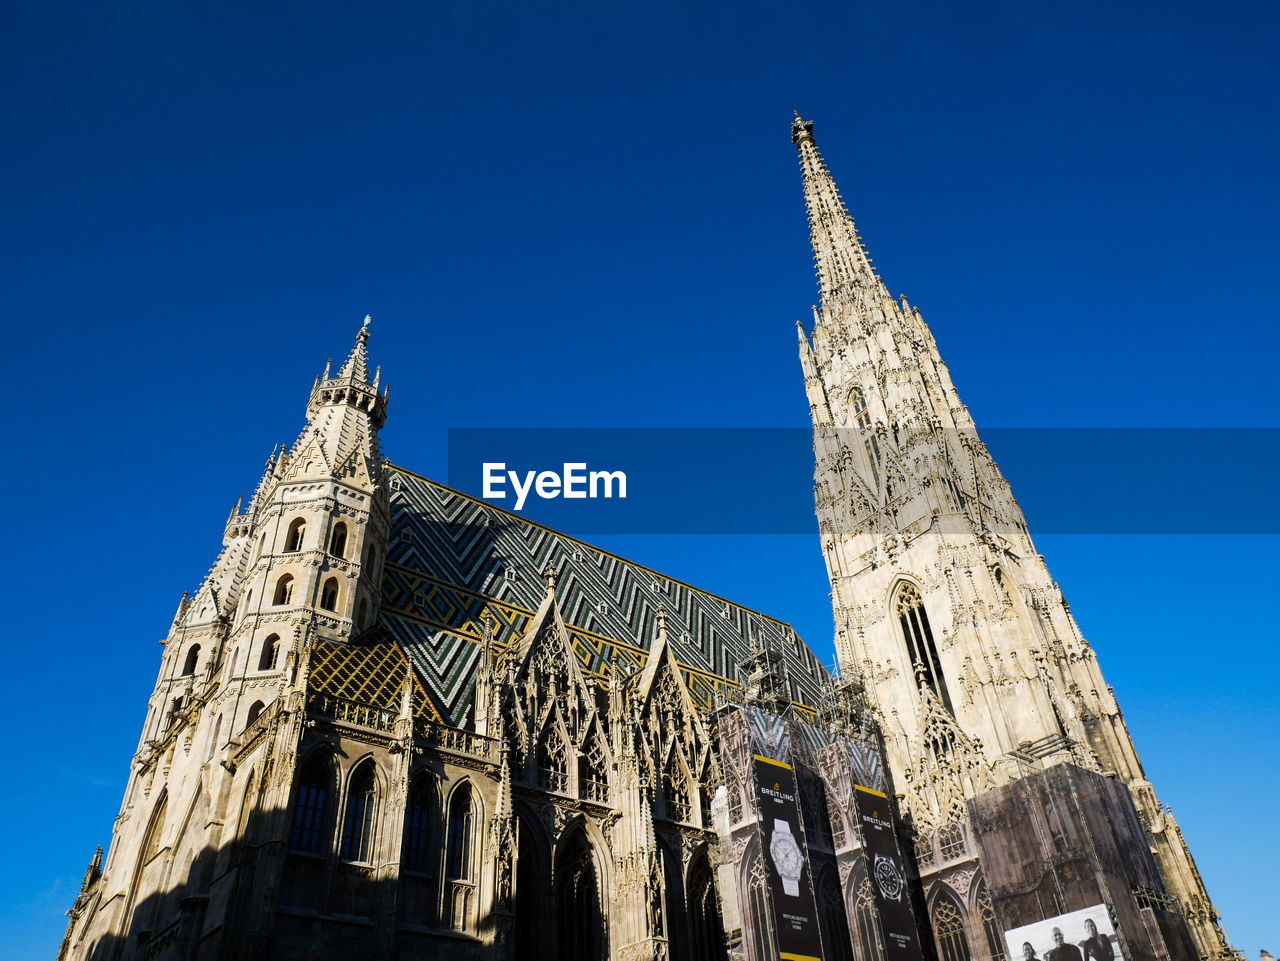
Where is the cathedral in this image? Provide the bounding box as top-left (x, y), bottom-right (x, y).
top-left (59, 116), bottom-right (1236, 961)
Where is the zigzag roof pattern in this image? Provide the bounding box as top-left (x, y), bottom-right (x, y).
top-left (377, 465), bottom-right (833, 726)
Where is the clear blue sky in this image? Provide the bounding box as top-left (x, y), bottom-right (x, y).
top-left (3, 1), bottom-right (1277, 957)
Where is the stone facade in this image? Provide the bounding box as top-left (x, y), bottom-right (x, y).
top-left (59, 117), bottom-right (1235, 961)
top-left (791, 113), bottom-right (1233, 959)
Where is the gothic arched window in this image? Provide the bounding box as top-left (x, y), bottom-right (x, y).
top-left (258, 634), bottom-right (280, 671)
top-left (830, 807), bottom-right (848, 849)
top-left (930, 889), bottom-right (972, 961)
top-left (556, 829), bottom-right (605, 961)
top-left (404, 774), bottom-right (432, 874)
top-left (142, 793), bottom-right (168, 863)
top-left (206, 714), bottom-right (222, 762)
top-left (744, 854), bottom-right (772, 961)
top-left (850, 386), bottom-right (881, 477)
top-left (579, 732), bottom-right (608, 802)
top-left (340, 762), bottom-right (378, 862)
top-left (515, 814), bottom-right (547, 957)
top-left (245, 700), bottom-right (265, 726)
top-left (538, 727), bottom-right (568, 793)
top-left (273, 574), bottom-right (294, 606)
top-left (895, 584), bottom-right (952, 713)
top-left (329, 522), bottom-right (348, 558)
top-left (689, 849), bottom-right (728, 961)
top-left (320, 577), bottom-right (339, 611)
top-left (237, 771), bottom-right (257, 841)
top-left (662, 753), bottom-right (691, 823)
top-left (126, 791), bottom-right (168, 932)
top-left (726, 769), bottom-right (744, 825)
top-left (291, 753), bottom-right (333, 855)
top-left (992, 567), bottom-right (1014, 607)
top-left (937, 822), bottom-right (965, 861)
top-left (357, 597), bottom-right (369, 630)
top-left (445, 785), bottom-right (474, 880)
top-left (285, 517), bottom-right (306, 552)
top-left (974, 879), bottom-right (1003, 960)
top-left (850, 386), bottom-right (872, 430)
top-left (660, 837), bottom-right (689, 960)
top-left (854, 869), bottom-right (886, 961)
top-left (181, 645), bottom-right (200, 676)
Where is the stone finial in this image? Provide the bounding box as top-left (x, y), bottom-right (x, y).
top-left (398, 667), bottom-right (414, 720)
top-left (542, 565), bottom-right (559, 595)
top-left (791, 111), bottom-right (814, 145)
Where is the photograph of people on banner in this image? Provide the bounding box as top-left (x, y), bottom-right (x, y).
top-left (1004, 905), bottom-right (1118, 961)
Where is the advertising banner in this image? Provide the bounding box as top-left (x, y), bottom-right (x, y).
top-left (852, 785), bottom-right (923, 961)
top-left (752, 754), bottom-right (824, 961)
top-left (1003, 904), bottom-right (1119, 961)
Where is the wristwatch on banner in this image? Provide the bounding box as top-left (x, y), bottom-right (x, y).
top-left (873, 853), bottom-right (904, 902)
top-left (768, 818), bottom-right (805, 896)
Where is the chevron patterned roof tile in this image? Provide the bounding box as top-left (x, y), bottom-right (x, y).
top-left (379, 464), bottom-right (830, 727)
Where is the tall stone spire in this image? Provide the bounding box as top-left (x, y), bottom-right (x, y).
top-left (792, 113), bottom-right (880, 301)
top-left (336, 314), bottom-right (372, 383)
top-left (794, 115), bottom-right (1234, 957)
top-left (290, 316), bottom-right (390, 487)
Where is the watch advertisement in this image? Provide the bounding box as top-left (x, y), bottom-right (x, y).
top-left (752, 754), bottom-right (825, 961)
top-left (853, 785), bottom-right (924, 961)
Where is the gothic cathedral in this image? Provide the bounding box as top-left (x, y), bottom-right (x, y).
top-left (58, 117), bottom-right (1234, 961)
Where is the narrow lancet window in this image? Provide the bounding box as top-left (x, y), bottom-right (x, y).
top-left (850, 386), bottom-right (881, 480)
top-left (273, 574), bottom-right (294, 605)
top-left (537, 728), bottom-right (568, 793)
top-left (320, 577), bottom-right (339, 611)
top-left (329, 522), bottom-right (348, 558)
top-left (291, 755), bottom-right (332, 855)
top-left (285, 517), bottom-right (306, 552)
top-left (896, 583), bottom-right (952, 713)
top-left (404, 774), bottom-right (432, 874)
top-left (258, 634), bottom-right (280, 671)
top-left (340, 763), bottom-right (377, 862)
top-left (445, 785), bottom-right (473, 880)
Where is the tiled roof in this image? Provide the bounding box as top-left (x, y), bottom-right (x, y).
top-left (366, 465), bottom-right (832, 726)
top-left (309, 637), bottom-right (437, 719)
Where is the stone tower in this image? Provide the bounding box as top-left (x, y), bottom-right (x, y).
top-left (792, 114), bottom-right (1232, 957)
top-left (60, 320), bottom-right (390, 960)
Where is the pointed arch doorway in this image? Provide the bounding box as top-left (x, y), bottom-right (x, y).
top-left (554, 827), bottom-right (606, 961)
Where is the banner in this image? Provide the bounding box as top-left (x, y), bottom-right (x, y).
top-left (853, 786), bottom-right (923, 961)
top-left (1004, 904), bottom-right (1119, 961)
top-left (752, 754), bottom-right (824, 961)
